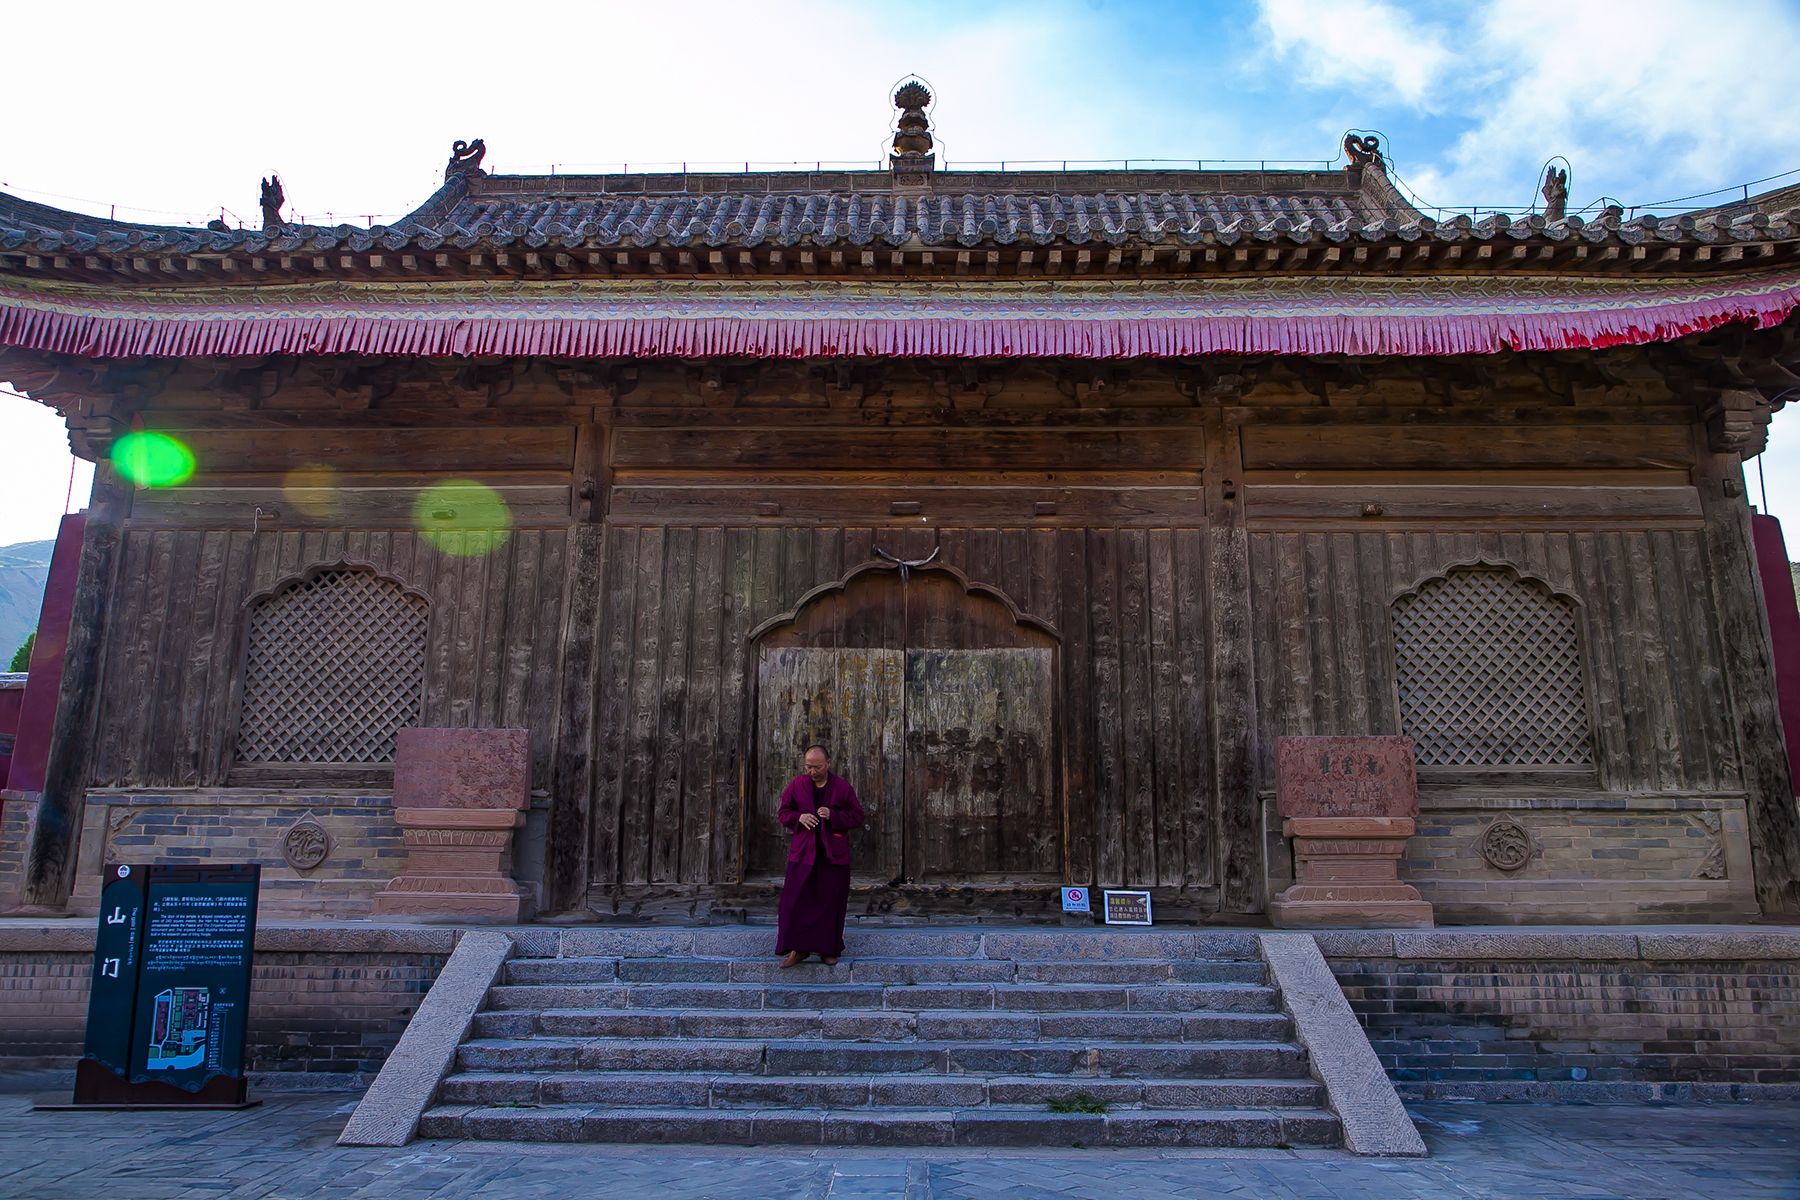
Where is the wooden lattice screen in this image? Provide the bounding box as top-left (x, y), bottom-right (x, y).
top-left (1391, 567), bottom-right (1591, 767)
top-left (236, 568), bottom-right (428, 764)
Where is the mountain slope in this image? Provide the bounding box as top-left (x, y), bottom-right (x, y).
top-left (0, 541), bottom-right (52, 667)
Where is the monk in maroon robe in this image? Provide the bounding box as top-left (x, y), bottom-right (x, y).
top-left (776, 745), bottom-right (866, 967)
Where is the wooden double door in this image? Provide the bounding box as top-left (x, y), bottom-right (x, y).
top-left (751, 570), bottom-right (1060, 885)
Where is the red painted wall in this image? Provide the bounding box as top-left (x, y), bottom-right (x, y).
top-left (3, 514), bottom-right (84, 795)
top-left (1751, 513), bottom-right (1800, 797)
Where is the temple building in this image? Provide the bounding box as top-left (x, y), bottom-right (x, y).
top-left (2, 85), bottom-right (1799, 927)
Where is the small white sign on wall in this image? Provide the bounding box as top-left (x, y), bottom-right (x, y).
top-left (1103, 890), bottom-right (1153, 925)
top-left (1061, 886), bottom-right (1090, 913)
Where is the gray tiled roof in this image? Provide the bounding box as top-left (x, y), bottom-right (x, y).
top-left (2, 165), bottom-right (1797, 273)
top-left (1, 169), bottom-right (1415, 254)
top-left (418, 168), bottom-right (1416, 250)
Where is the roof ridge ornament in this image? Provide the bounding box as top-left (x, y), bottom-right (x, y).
top-left (446, 139), bottom-right (488, 182)
top-left (1343, 134), bottom-right (1383, 172)
top-left (1542, 165), bottom-right (1569, 222)
top-left (260, 175), bottom-right (285, 231)
top-left (890, 80), bottom-right (935, 190)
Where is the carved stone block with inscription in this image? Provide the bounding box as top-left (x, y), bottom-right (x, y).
top-left (372, 728), bottom-right (534, 923)
top-left (1275, 736), bottom-right (1418, 819)
top-left (1268, 736), bottom-right (1434, 929)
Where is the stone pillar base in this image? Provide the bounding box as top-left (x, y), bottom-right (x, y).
top-left (376, 729), bottom-right (535, 924)
top-left (373, 808), bottom-right (533, 924)
top-left (1268, 816), bottom-right (1434, 930)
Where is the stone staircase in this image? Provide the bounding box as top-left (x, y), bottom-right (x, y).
top-left (416, 928), bottom-right (1342, 1148)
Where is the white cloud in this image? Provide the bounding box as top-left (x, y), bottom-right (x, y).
top-left (1257, 0), bottom-right (1455, 110)
top-left (1438, 1), bottom-right (1800, 211)
top-left (0, 0), bottom-right (1105, 541)
top-left (1254, 0), bottom-right (1800, 215)
top-left (0, 0), bottom-right (1099, 227)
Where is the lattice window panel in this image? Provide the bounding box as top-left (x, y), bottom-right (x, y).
top-left (236, 569), bottom-right (427, 764)
top-left (1392, 568), bottom-right (1592, 767)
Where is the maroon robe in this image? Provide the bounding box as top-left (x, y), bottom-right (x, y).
top-left (775, 772), bottom-right (865, 956)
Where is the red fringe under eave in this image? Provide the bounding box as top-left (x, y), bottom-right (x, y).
top-left (2, 277), bottom-right (1797, 360)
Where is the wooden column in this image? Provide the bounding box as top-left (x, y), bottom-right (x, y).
top-left (1694, 428), bottom-right (1800, 913)
top-left (1204, 419), bottom-right (1262, 912)
top-left (545, 418), bottom-right (609, 913)
top-left (23, 464), bottom-right (130, 909)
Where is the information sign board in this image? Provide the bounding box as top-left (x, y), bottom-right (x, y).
top-left (130, 864), bottom-right (259, 1093)
top-left (84, 863), bottom-right (146, 1080)
top-left (1102, 890), bottom-right (1153, 925)
top-left (64, 863), bottom-right (260, 1109)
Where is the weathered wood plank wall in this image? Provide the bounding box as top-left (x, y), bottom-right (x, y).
top-left (1246, 528), bottom-right (1740, 793)
top-left (586, 521), bottom-right (1220, 897)
top-left (57, 368), bottom-right (1793, 917)
top-left (1237, 410), bottom-right (1745, 800)
top-left (85, 525), bottom-right (570, 792)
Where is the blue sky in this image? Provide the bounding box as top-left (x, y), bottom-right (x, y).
top-left (5, 0), bottom-right (1800, 544)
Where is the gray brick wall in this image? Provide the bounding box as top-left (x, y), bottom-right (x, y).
top-left (0, 801), bottom-right (26, 899)
top-left (94, 791), bottom-right (406, 920)
top-left (1404, 812), bottom-right (1733, 881)
top-left (1329, 955), bottom-right (1800, 1091)
top-left (1262, 794), bottom-right (1759, 925)
top-left (2, 789), bottom-right (549, 921)
top-left (0, 952), bottom-right (88, 1066)
top-left (0, 947), bottom-right (446, 1077)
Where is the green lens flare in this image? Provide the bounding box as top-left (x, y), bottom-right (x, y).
top-left (111, 432), bottom-right (196, 488)
top-left (412, 479), bottom-right (514, 556)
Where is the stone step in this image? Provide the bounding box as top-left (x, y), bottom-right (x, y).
top-left (438, 1071), bottom-right (1327, 1110)
top-left (470, 1008), bottom-right (1293, 1043)
top-left (411, 930), bottom-right (1345, 1151)
top-left (416, 1103), bottom-right (1340, 1148)
top-left (503, 956), bottom-right (1267, 987)
top-left (456, 1037), bottom-right (1311, 1078)
top-left (485, 981), bottom-right (1280, 1013)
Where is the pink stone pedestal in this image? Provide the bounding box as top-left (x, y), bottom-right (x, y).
top-left (1267, 735), bottom-right (1434, 930)
top-left (372, 728), bottom-right (534, 923)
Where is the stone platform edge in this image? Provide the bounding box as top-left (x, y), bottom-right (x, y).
top-left (1259, 932), bottom-right (1428, 1157)
top-left (1399, 1079), bottom-right (1800, 1103)
top-left (336, 930), bottom-right (514, 1147)
top-left (1310, 925), bottom-right (1800, 960)
top-left (6, 919), bottom-right (1799, 960)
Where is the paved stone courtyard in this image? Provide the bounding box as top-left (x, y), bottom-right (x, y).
top-left (0, 1090), bottom-right (1795, 1199)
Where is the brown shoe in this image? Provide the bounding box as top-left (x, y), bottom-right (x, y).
top-left (821, 956), bottom-right (839, 965)
top-left (779, 951), bottom-right (807, 968)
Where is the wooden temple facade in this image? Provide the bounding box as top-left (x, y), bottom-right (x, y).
top-left (3, 90), bottom-right (1799, 924)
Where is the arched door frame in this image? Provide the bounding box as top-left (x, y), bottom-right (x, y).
top-left (744, 559), bottom-right (1062, 887)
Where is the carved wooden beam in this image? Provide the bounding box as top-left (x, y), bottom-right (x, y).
top-left (1702, 388), bottom-right (1773, 458)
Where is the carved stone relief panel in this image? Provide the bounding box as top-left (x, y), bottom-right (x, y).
top-left (1476, 818), bottom-right (1534, 871)
top-left (282, 812), bottom-right (333, 870)
top-left (1690, 811), bottom-right (1727, 880)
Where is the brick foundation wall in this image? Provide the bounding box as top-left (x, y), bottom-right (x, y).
top-left (1320, 929), bottom-right (1800, 1099)
top-left (0, 925), bottom-right (452, 1085)
top-left (0, 800), bottom-right (28, 909)
top-left (1, 951), bottom-right (87, 1068)
top-left (0, 789), bottom-right (549, 921)
top-left (9, 923), bottom-right (1797, 1095)
top-left (90, 790), bottom-right (408, 920)
top-left (248, 950), bottom-right (448, 1078)
top-left (1406, 805), bottom-right (1745, 882)
top-left (1263, 793), bottom-right (1760, 924)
